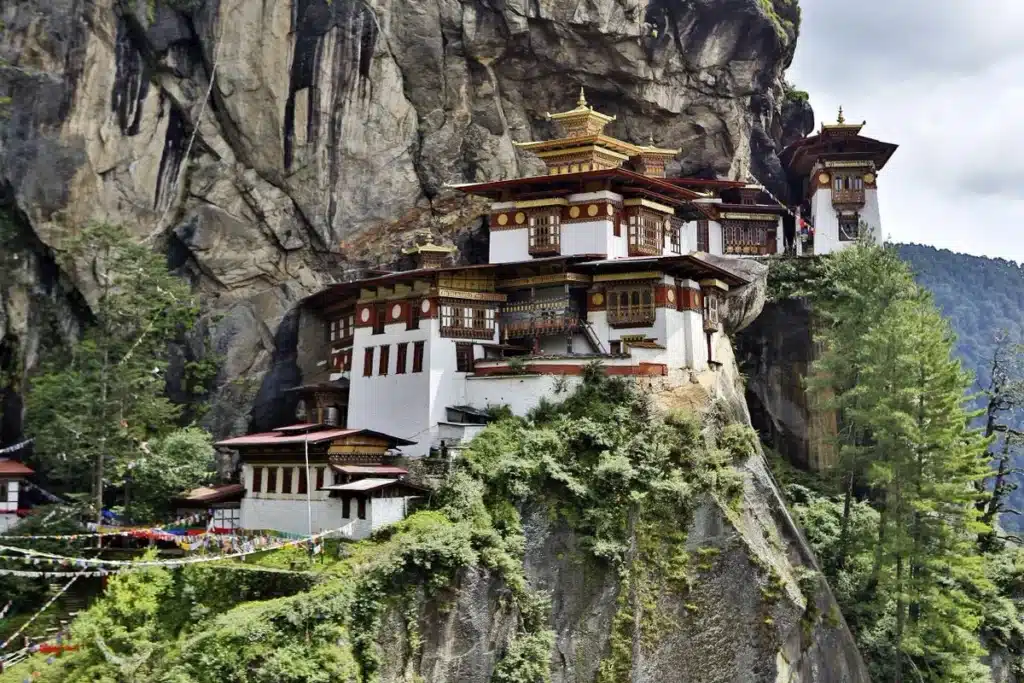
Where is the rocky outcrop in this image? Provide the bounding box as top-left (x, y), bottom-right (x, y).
top-left (0, 0), bottom-right (813, 439)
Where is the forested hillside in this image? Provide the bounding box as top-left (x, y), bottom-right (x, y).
top-left (898, 244), bottom-right (1024, 391)
top-left (898, 244), bottom-right (1024, 532)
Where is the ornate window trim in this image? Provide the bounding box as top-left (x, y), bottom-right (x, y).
top-left (607, 284), bottom-right (656, 327)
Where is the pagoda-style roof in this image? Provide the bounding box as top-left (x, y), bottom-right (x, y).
top-left (452, 168), bottom-right (704, 205)
top-left (780, 108), bottom-right (898, 176)
top-left (544, 88), bottom-right (617, 138)
top-left (402, 233), bottom-right (457, 256)
top-left (570, 254), bottom-right (750, 288)
top-left (215, 425), bottom-right (416, 449)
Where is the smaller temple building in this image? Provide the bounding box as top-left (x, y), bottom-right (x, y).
top-left (214, 424), bottom-right (424, 539)
top-left (0, 458), bottom-right (34, 533)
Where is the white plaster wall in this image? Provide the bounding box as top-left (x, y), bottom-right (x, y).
top-left (862, 189), bottom-right (883, 244)
top-left (562, 219), bottom-right (611, 256)
top-left (371, 497), bottom-right (409, 531)
top-left (466, 374), bottom-right (583, 415)
top-left (681, 221), bottom-right (697, 252)
top-left (663, 308), bottom-right (687, 368)
top-left (810, 189), bottom-right (841, 255)
top-left (605, 308), bottom-right (669, 347)
top-left (775, 217), bottom-right (785, 254)
top-left (489, 228), bottom-right (531, 263)
top-left (708, 221), bottom-right (724, 256)
top-left (240, 497), bottom-right (352, 536)
top-left (683, 309), bottom-right (707, 372)
top-left (348, 319), bottom-right (435, 452)
top-left (568, 190), bottom-right (623, 204)
top-left (608, 229), bottom-right (629, 259)
top-left (0, 481), bottom-right (18, 512)
top-left (0, 516), bottom-right (20, 533)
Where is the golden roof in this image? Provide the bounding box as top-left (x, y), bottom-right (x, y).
top-left (820, 105), bottom-right (865, 135)
top-left (402, 233), bottom-right (456, 255)
top-left (544, 88), bottom-right (616, 138)
top-left (635, 134), bottom-right (681, 157)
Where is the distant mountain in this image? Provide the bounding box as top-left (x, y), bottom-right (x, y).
top-left (898, 243), bottom-right (1024, 530)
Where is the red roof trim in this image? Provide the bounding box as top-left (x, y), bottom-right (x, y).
top-left (0, 459), bottom-right (34, 476)
top-left (452, 168), bottom-right (704, 201)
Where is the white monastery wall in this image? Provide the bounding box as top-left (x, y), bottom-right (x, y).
top-left (240, 497), bottom-right (350, 536)
top-left (810, 189), bottom-right (841, 255)
top-left (465, 374), bottom-right (583, 415)
top-left (371, 497), bottom-right (411, 531)
top-left (0, 516), bottom-right (20, 533)
top-left (708, 221), bottom-right (724, 256)
top-left (681, 220), bottom-right (697, 252)
top-left (862, 189), bottom-right (883, 244)
top-left (562, 219), bottom-right (611, 256)
top-left (0, 480), bottom-right (19, 513)
top-left (489, 228), bottom-right (531, 263)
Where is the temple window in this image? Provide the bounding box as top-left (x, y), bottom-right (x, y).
top-left (832, 173), bottom-right (866, 205)
top-left (379, 345), bottom-right (390, 376)
top-left (838, 213), bottom-right (861, 241)
top-left (363, 347), bottom-right (374, 377)
top-left (282, 467), bottom-right (293, 494)
top-left (315, 467), bottom-right (325, 490)
top-left (702, 288), bottom-right (722, 331)
top-left (267, 467), bottom-right (278, 494)
top-left (528, 210), bottom-right (561, 256)
top-left (441, 304), bottom-right (495, 339)
top-left (357, 497), bottom-right (367, 520)
top-left (697, 219), bottom-right (709, 252)
top-left (407, 301), bottom-right (421, 330)
top-left (723, 221), bottom-right (775, 255)
top-left (607, 284), bottom-right (656, 327)
top-left (668, 219), bottom-right (681, 254)
top-left (372, 304), bottom-right (387, 334)
top-left (456, 342), bottom-right (474, 372)
top-left (252, 466), bottom-right (263, 493)
top-left (627, 210), bottom-right (663, 256)
top-left (396, 342), bottom-right (408, 374)
top-left (412, 341), bottom-right (425, 372)
top-left (297, 469), bottom-right (308, 495)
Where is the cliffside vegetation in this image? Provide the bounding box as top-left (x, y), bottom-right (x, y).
top-left (898, 243), bottom-right (1024, 532)
top-left (0, 369), bottom-right (758, 682)
top-left (768, 244), bottom-right (1024, 681)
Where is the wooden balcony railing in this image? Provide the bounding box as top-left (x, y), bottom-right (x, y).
top-left (832, 189), bottom-right (865, 206)
top-left (440, 325), bottom-right (495, 340)
top-left (607, 306), bottom-right (656, 327)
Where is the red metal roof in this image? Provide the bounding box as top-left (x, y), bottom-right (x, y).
top-left (215, 426), bottom-right (416, 448)
top-left (175, 483), bottom-right (245, 504)
top-left (0, 459), bottom-right (34, 477)
top-left (330, 464), bottom-right (409, 476)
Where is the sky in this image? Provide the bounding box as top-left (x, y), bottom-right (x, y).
top-left (787, 0), bottom-right (1024, 263)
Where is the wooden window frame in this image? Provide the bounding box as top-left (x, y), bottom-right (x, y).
top-left (838, 213), bottom-right (861, 242)
top-left (266, 467), bottom-right (278, 494)
top-left (627, 209), bottom-right (663, 256)
top-left (282, 467), bottom-right (293, 494)
top-left (606, 284), bottom-right (656, 327)
top-left (528, 209), bottom-right (561, 256)
top-left (315, 467), bottom-right (325, 491)
top-left (379, 344), bottom-right (390, 376)
top-left (407, 301), bottom-right (421, 330)
top-left (297, 468), bottom-right (308, 495)
top-left (357, 497), bottom-right (367, 520)
top-left (440, 304), bottom-right (494, 339)
top-left (396, 342), bottom-right (408, 374)
top-left (697, 219), bottom-right (709, 252)
top-left (456, 342), bottom-right (474, 373)
top-left (372, 304), bottom-right (387, 335)
top-left (668, 219), bottom-right (681, 254)
top-left (342, 496), bottom-right (351, 518)
top-left (252, 466), bottom-right (263, 493)
top-left (363, 347), bottom-right (374, 377)
top-left (412, 341), bottom-right (425, 373)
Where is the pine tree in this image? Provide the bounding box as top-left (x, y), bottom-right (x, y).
top-left (25, 223), bottom-right (205, 523)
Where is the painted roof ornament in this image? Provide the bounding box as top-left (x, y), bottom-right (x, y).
top-left (836, 106), bottom-right (845, 125)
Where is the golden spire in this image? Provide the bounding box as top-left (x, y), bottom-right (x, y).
top-left (577, 87), bottom-right (588, 109)
top-left (836, 106), bottom-right (845, 125)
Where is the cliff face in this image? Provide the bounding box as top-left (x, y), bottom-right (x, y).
top-left (0, 0), bottom-right (813, 437)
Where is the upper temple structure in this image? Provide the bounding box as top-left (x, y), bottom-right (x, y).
top-left (214, 93), bottom-right (898, 539)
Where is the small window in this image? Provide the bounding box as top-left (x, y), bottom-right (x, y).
top-left (413, 341), bottom-right (425, 373)
top-left (373, 304), bottom-right (386, 335)
top-left (315, 467), bottom-right (324, 490)
top-left (473, 308), bottom-right (487, 330)
top-left (363, 347), bottom-right (374, 377)
top-left (396, 342), bottom-right (408, 374)
top-left (610, 341), bottom-right (622, 355)
top-left (282, 467), bottom-right (293, 494)
top-left (252, 467), bottom-right (263, 493)
top-left (267, 467), bottom-right (278, 494)
top-left (407, 302), bottom-right (421, 330)
top-left (297, 468), bottom-right (308, 495)
top-left (668, 220), bottom-right (681, 254)
top-left (613, 214), bottom-right (621, 237)
top-left (342, 496), bottom-right (351, 518)
top-left (379, 345), bottom-right (390, 376)
top-left (456, 342), bottom-right (474, 373)
top-left (697, 219), bottom-right (709, 253)
top-left (357, 497), bottom-right (367, 520)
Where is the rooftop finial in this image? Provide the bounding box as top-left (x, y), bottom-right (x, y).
top-left (837, 106), bottom-right (845, 125)
top-left (577, 87), bottom-right (588, 109)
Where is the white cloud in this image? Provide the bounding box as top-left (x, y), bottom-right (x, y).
top-left (788, 0), bottom-right (1024, 261)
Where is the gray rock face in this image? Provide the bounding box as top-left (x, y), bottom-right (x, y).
top-left (378, 456), bottom-right (868, 683)
top-left (0, 0), bottom-right (811, 437)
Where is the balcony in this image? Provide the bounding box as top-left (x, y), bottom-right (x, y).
top-left (500, 297), bottom-right (582, 339)
top-left (832, 188), bottom-right (865, 206)
top-left (607, 306), bottom-right (656, 328)
top-left (440, 325), bottom-right (495, 340)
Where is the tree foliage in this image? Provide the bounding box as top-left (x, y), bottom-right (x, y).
top-left (24, 223), bottom-right (207, 520)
